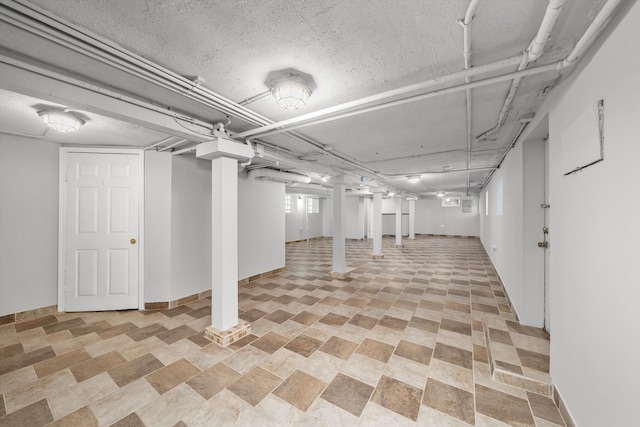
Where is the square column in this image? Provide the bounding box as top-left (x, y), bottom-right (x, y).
top-left (395, 197), bottom-right (403, 247)
top-left (196, 137), bottom-right (254, 346)
top-left (371, 189), bottom-right (384, 258)
top-left (408, 197), bottom-right (417, 239)
top-left (331, 181), bottom-right (349, 279)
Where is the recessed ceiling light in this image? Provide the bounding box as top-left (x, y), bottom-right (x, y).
top-left (436, 191), bottom-right (445, 197)
top-left (407, 176), bottom-right (420, 184)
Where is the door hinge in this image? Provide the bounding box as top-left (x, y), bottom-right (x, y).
top-left (541, 203), bottom-right (550, 208)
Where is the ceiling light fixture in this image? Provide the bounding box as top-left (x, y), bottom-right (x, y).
top-left (266, 69), bottom-right (316, 111)
top-left (388, 192), bottom-right (396, 197)
top-left (38, 110), bottom-right (84, 133)
top-left (436, 191), bottom-right (446, 197)
top-left (408, 176), bottom-right (420, 184)
top-left (321, 175), bottom-right (330, 182)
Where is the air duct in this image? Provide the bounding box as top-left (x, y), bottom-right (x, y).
top-left (247, 168), bottom-right (311, 184)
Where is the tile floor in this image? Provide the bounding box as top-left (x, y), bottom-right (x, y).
top-left (0, 236), bottom-right (566, 426)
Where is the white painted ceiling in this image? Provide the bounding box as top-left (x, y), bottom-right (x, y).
top-left (0, 0), bottom-right (623, 197)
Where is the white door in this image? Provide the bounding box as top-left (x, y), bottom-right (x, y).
top-left (61, 150), bottom-right (142, 311)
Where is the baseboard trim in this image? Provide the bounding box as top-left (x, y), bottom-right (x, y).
top-left (0, 304), bottom-right (58, 326)
top-left (553, 386), bottom-right (576, 427)
top-left (145, 266), bottom-right (286, 310)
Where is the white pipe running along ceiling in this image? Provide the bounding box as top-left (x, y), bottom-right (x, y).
top-left (246, 168), bottom-right (311, 184)
top-left (0, 0), bottom-right (627, 197)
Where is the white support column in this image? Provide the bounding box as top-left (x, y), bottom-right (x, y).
top-left (196, 137), bottom-right (254, 347)
top-left (371, 189), bottom-right (384, 258)
top-left (395, 197), bottom-right (403, 247)
top-left (331, 181), bottom-right (348, 279)
top-left (211, 156), bottom-right (239, 330)
top-left (408, 197), bottom-right (417, 239)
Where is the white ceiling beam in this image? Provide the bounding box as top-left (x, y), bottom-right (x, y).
top-left (0, 57), bottom-right (214, 142)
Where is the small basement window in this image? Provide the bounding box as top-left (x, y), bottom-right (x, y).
top-left (307, 197), bottom-right (319, 213)
top-left (442, 196), bottom-right (460, 207)
top-left (285, 195), bottom-right (292, 213)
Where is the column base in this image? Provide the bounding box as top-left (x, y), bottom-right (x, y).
top-left (204, 321), bottom-right (251, 347)
top-left (329, 271), bottom-right (350, 280)
top-left (371, 254), bottom-right (385, 259)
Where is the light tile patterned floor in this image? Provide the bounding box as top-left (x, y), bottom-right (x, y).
top-left (0, 236), bottom-right (565, 426)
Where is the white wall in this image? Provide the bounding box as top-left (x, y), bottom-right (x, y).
top-left (480, 4), bottom-right (640, 425)
top-left (322, 196), bottom-right (367, 239)
top-left (0, 137), bottom-right (60, 316)
top-left (146, 154), bottom-right (286, 301)
top-left (415, 197), bottom-right (479, 236)
top-left (238, 177), bottom-right (285, 279)
top-left (144, 151), bottom-right (172, 302)
top-left (169, 155), bottom-right (212, 301)
top-left (480, 142), bottom-right (525, 320)
top-left (545, 4), bottom-right (639, 425)
top-left (285, 195), bottom-right (324, 242)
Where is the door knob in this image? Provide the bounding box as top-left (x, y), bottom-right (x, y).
top-left (538, 241), bottom-right (548, 248)
top-left (130, 238), bottom-right (137, 244)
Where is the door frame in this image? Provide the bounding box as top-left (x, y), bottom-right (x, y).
top-left (58, 147), bottom-right (145, 311)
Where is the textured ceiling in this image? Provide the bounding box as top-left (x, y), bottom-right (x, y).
top-left (0, 0), bottom-right (618, 196)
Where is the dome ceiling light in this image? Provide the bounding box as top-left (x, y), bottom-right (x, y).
top-left (266, 69), bottom-right (316, 111)
top-left (38, 110), bottom-right (84, 133)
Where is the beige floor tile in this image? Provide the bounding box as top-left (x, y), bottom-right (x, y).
top-left (342, 353), bottom-right (387, 387)
top-left (297, 394), bottom-right (360, 427)
top-left (4, 369), bottom-right (77, 413)
top-left (299, 349), bottom-right (345, 383)
top-left (227, 366), bottom-right (282, 406)
top-left (320, 373), bottom-right (374, 417)
top-left (185, 342), bottom-right (233, 371)
top-left (273, 369), bottom-right (327, 412)
top-left (383, 354), bottom-right (430, 389)
top-left (358, 401), bottom-right (418, 427)
top-left (428, 359), bottom-right (474, 393)
top-left (223, 344), bottom-right (270, 374)
top-left (136, 383), bottom-right (206, 427)
top-left (417, 404), bottom-right (474, 426)
top-left (87, 378), bottom-right (159, 426)
top-left (0, 366), bottom-right (37, 395)
top-left (259, 347), bottom-right (306, 379)
top-left (47, 371), bottom-right (118, 420)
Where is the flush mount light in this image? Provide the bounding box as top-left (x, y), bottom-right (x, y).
top-left (436, 191), bottom-right (446, 197)
top-left (320, 175), bottom-right (330, 182)
top-left (388, 192), bottom-right (396, 197)
top-left (38, 110), bottom-right (84, 133)
top-left (407, 176), bottom-right (420, 184)
top-left (266, 69), bottom-right (316, 111)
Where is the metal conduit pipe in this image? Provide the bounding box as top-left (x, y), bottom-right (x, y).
top-left (244, 62), bottom-right (565, 141)
top-left (361, 147), bottom-right (503, 165)
top-left (237, 0), bottom-right (622, 142)
top-left (477, 0), bottom-right (567, 140)
top-left (233, 54), bottom-right (524, 139)
top-left (458, 0), bottom-right (480, 196)
top-left (0, 55), bottom-right (217, 136)
top-left (157, 138), bottom-right (189, 152)
top-left (1, 1), bottom-right (385, 180)
top-left (247, 169), bottom-right (311, 184)
top-left (380, 166), bottom-right (495, 178)
top-left (1, 0), bottom-right (272, 127)
top-left (144, 136), bottom-right (175, 151)
top-left (480, 0), bottom-right (623, 190)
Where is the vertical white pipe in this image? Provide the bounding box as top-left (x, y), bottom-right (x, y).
top-left (409, 199), bottom-right (416, 239)
top-left (395, 197), bottom-right (403, 246)
top-left (373, 192), bottom-right (383, 257)
top-left (332, 183), bottom-right (346, 274)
